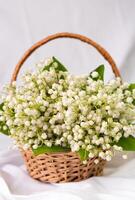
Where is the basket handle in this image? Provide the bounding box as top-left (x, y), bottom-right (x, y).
top-left (11, 32), bottom-right (121, 83)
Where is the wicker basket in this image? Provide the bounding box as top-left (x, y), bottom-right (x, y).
top-left (22, 149), bottom-right (106, 183)
top-left (11, 33), bottom-right (121, 183)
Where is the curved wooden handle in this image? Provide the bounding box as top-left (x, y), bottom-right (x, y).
top-left (11, 32), bottom-right (121, 83)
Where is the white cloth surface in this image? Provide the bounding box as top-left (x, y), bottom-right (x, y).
top-left (1, 0), bottom-right (135, 199)
top-left (0, 149), bottom-right (135, 200)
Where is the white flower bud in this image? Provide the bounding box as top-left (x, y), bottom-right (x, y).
top-left (83, 160), bottom-right (87, 165)
top-left (41, 133), bottom-right (47, 139)
top-left (94, 159), bottom-right (99, 164)
top-left (67, 135), bottom-right (73, 141)
top-left (6, 119), bottom-right (13, 126)
top-left (33, 144), bottom-right (38, 149)
top-left (126, 97), bottom-right (133, 103)
top-left (91, 71), bottom-right (99, 78)
top-left (89, 152), bottom-right (94, 158)
top-left (23, 143), bottom-right (30, 150)
top-left (25, 121), bottom-right (30, 127)
top-left (106, 155), bottom-right (112, 161)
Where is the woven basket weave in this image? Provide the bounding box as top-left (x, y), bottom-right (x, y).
top-left (22, 150), bottom-right (106, 183)
top-left (11, 32), bottom-right (121, 183)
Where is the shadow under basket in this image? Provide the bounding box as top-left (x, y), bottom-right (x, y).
top-left (22, 149), bottom-right (106, 183)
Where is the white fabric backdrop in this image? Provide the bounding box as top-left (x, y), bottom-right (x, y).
top-left (0, 0), bottom-right (135, 199)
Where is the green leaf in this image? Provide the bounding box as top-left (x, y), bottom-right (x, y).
top-left (0, 102), bottom-right (10, 135)
top-left (32, 145), bottom-right (70, 156)
top-left (43, 57), bottom-right (68, 72)
top-left (90, 65), bottom-right (105, 81)
top-left (77, 149), bottom-right (89, 161)
top-left (116, 135), bottom-right (135, 151)
top-left (0, 122), bottom-right (9, 135)
top-left (52, 57), bottom-right (68, 72)
top-left (127, 84), bottom-right (135, 105)
top-left (0, 102), bottom-right (4, 111)
top-left (43, 60), bottom-right (54, 71)
top-left (128, 83), bottom-right (135, 91)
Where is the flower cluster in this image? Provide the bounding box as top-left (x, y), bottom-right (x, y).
top-left (0, 57), bottom-right (135, 163)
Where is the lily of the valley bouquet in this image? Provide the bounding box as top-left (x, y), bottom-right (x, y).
top-left (0, 57), bottom-right (135, 165)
